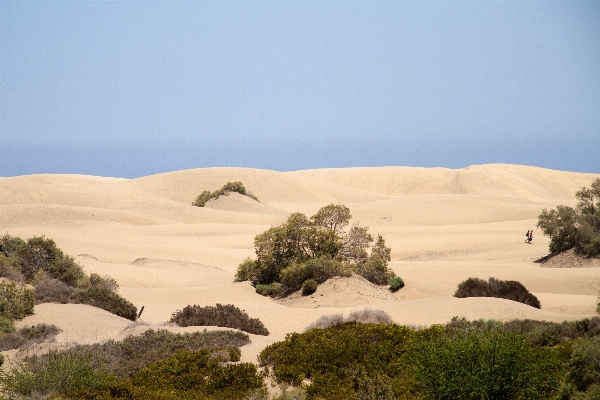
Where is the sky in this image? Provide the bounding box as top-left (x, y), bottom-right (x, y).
top-left (1, 1), bottom-right (599, 177)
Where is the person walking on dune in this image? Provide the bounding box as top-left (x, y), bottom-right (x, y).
top-left (528, 230), bottom-right (533, 244)
top-left (525, 230), bottom-right (531, 244)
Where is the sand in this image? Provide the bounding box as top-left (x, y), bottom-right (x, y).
top-left (2, 163), bottom-right (599, 364)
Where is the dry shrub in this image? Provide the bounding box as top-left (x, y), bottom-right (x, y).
top-left (0, 332), bottom-right (27, 351)
top-left (170, 304), bottom-right (269, 336)
top-left (306, 309), bottom-right (393, 331)
top-left (454, 277), bottom-right (541, 309)
top-left (0, 323), bottom-right (61, 351)
top-left (72, 286), bottom-right (137, 321)
top-left (34, 278), bottom-right (74, 304)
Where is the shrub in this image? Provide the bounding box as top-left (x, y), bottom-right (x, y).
top-left (306, 309), bottom-right (393, 330)
top-left (0, 347), bottom-right (111, 398)
top-left (0, 282), bottom-right (34, 320)
top-left (353, 256), bottom-right (395, 285)
top-left (89, 273), bottom-right (119, 293)
top-left (34, 277), bottom-right (74, 304)
top-left (388, 276), bottom-right (404, 292)
top-left (280, 257), bottom-right (350, 292)
top-left (0, 316), bottom-right (15, 334)
top-left (0, 332), bottom-right (27, 351)
top-left (170, 304), bottom-right (269, 336)
top-left (255, 282), bottom-right (283, 297)
top-left (130, 349), bottom-right (264, 398)
top-left (72, 286), bottom-right (137, 321)
top-left (193, 181), bottom-right (259, 207)
top-left (454, 277), bottom-right (541, 308)
top-left (301, 279), bottom-right (318, 296)
top-left (17, 323), bottom-right (61, 342)
top-left (557, 336), bottom-right (600, 399)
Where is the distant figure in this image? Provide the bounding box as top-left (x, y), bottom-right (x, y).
top-left (529, 230), bottom-right (533, 243)
top-left (525, 230), bottom-right (531, 244)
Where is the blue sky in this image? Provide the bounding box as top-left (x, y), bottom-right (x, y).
top-left (1, 1), bottom-right (599, 177)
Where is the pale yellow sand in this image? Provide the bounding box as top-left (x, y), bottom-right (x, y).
top-left (2, 164), bottom-right (599, 364)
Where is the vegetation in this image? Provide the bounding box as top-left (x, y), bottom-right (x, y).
top-left (0, 281), bottom-right (34, 320)
top-left (0, 323), bottom-right (61, 351)
top-left (301, 279), bottom-right (318, 296)
top-left (454, 277), bottom-right (541, 308)
top-left (235, 204), bottom-right (398, 296)
top-left (538, 177), bottom-right (600, 257)
top-left (193, 181), bottom-right (259, 207)
top-left (170, 303), bottom-right (269, 336)
top-left (0, 234), bottom-right (137, 321)
top-left (0, 329), bottom-right (260, 399)
top-left (305, 309), bottom-right (393, 330)
top-left (388, 276), bottom-right (405, 292)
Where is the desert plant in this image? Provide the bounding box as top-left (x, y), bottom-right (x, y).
top-left (353, 256), bottom-right (395, 286)
top-left (538, 178), bottom-right (600, 257)
top-left (556, 336), bottom-right (600, 399)
top-left (280, 257), bottom-right (350, 293)
top-left (17, 323), bottom-right (61, 342)
top-left (34, 277), bottom-right (74, 304)
top-left (170, 304), bottom-right (269, 336)
top-left (0, 282), bottom-right (34, 320)
top-left (89, 273), bottom-right (119, 293)
top-left (255, 282), bottom-right (283, 297)
top-left (0, 332), bottom-right (27, 351)
top-left (454, 277), bottom-right (541, 308)
top-left (301, 279), bottom-right (318, 296)
top-left (0, 316), bottom-right (15, 334)
top-left (72, 286), bottom-right (137, 321)
top-left (388, 276), bottom-right (404, 292)
top-left (305, 309), bottom-right (393, 330)
top-left (193, 181), bottom-right (259, 207)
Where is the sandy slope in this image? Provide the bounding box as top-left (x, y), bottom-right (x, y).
top-left (2, 164), bottom-right (599, 364)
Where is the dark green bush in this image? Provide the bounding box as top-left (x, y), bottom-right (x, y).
top-left (130, 349), bottom-right (264, 398)
top-left (301, 279), bottom-right (318, 296)
top-left (556, 336), bottom-right (600, 399)
top-left (34, 277), bottom-right (74, 304)
top-left (0, 316), bottom-right (15, 334)
top-left (454, 277), bottom-right (541, 308)
top-left (170, 304), bottom-right (269, 336)
top-left (0, 281), bottom-right (34, 320)
top-left (72, 286), bottom-right (137, 321)
top-left (193, 181), bottom-right (259, 207)
top-left (388, 276), bottom-right (404, 292)
top-left (280, 257), bottom-right (350, 292)
top-left (353, 256), bottom-right (395, 286)
top-left (255, 282), bottom-right (283, 297)
top-left (90, 329), bottom-right (249, 378)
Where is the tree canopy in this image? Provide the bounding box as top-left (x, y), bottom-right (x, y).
top-left (235, 204), bottom-right (396, 295)
top-left (537, 177), bottom-right (600, 257)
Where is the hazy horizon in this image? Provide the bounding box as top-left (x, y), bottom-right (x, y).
top-left (2, 1), bottom-right (599, 177)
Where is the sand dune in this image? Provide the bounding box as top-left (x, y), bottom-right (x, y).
top-left (3, 164), bottom-right (599, 365)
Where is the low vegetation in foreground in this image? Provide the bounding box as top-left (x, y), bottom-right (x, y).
top-left (235, 204), bottom-right (401, 296)
top-left (193, 181), bottom-right (259, 207)
top-left (2, 316), bottom-right (600, 399)
top-left (538, 177), bottom-right (600, 257)
top-left (455, 277), bottom-right (541, 308)
top-left (170, 304), bottom-right (270, 336)
top-left (0, 234), bottom-right (138, 321)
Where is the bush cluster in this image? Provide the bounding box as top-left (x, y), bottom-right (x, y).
top-left (0, 329), bottom-right (259, 399)
top-left (0, 323), bottom-right (61, 351)
top-left (170, 304), bottom-right (269, 336)
top-left (0, 281), bottom-right (34, 320)
top-left (305, 309), bottom-right (393, 330)
top-left (0, 234), bottom-right (137, 321)
top-left (235, 204), bottom-right (399, 297)
top-left (454, 277), bottom-right (541, 308)
top-left (193, 181), bottom-right (259, 207)
top-left (538, 177), bottom-right (600, 257)
top-left (388, 276), bottom-right (405, 292)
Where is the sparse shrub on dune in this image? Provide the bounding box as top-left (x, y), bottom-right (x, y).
top-left (72, 285), bottom-right (137, 321)
top-left (255, 282), bottom-right (283, 297)
top-left (170, 303), bottom-right (269, 336)
top-left (193, 181), bottom-right (259, 207)
top-left (454, 277), bottom-right (541, 308)
top-left (235, 204), bottom-right (396, 296)
top-left (34, 277), bottom-right (74, 304)
top-left (0, 323), bottom-right (62, 351)
top-left (388, 276), bottom-right (404, 292)
top-left (0, 282), bottom-right (34, 320)
top-left (301, 279), bottom-right (318, 296)
top-left (305, 309), bottom-right (393, 330)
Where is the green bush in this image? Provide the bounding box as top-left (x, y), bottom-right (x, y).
top-left (0, 282), bottom-right (34, 320)
top-left (0, 347), bottom-right (111, 398)
top-left (130, 349), bottom-right (264, 398)
top-left (255, 282), bottom-right (283, 297)
top-left (72, 286), bottom-right (137, 321)
top-left (280, 257), bottom-right (350, 292)
top-left (557, 336), bottom-right (600, 399)
top-left (0, 316), bottom-right (15, 334)
top-left (306, 309), bottom-right (393, 330)
top-left (353, 256), bottom-right (395, 286)
top-left (538, 178), bottom-right (600, 257)
top-left (301, 279), bottom-right (318, 296)
top-left (170, 304), bottom-right (269, 336)
top-left (388, 276), bottom-right (404, 292)
top-left (454, 277), bottom-right (541, 309)
top-left (193, 181), bottom-right (259, 207)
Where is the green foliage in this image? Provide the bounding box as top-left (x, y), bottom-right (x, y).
top-left (454, 277), bottom-right (541, 308)
top-left (388, 276), bottom-right (404, 292)
top-left (236, 204), bottom-right (396, 294)
top-left (557, 337), bottom-right (600, 399)
top-left (538, 178), bottom-right (600, 257)
top-left (0, 347), bottom-right (111, 398)
top-left (255, 282), bottom-right (283, 297)
top-left (170, 304), bottom-right (269, 336)
top-left (193, 181), bottom-right (259, 207)
top-left (0, 316), bottom-right (15, 334)
top-left (301, 279), bottom-right (318, 296)
top-left (72, 285), bottom-right (137, 321)
top-left (0, 281), bottom-right (34, 320)
top-left (130, 349), bottom-right (264, 399)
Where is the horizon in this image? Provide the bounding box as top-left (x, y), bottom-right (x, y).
top-left (2, 2), bottom-right (599, 178)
